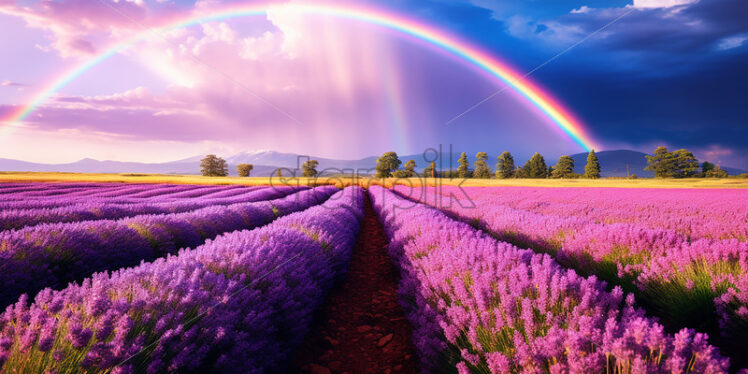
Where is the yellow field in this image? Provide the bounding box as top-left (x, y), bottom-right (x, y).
top-left (0, 171), bottom-right (746, 189)
top-left (430, 177), bottom-right (748, 189)
top-left (0, 172), bottom-right (287, 186)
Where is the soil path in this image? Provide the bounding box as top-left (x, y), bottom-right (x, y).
top-left (290, 196), bottom-right (419, 374)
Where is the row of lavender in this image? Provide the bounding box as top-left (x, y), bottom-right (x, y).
top-left (394, 184), bottom-right (748, 366)
top-left (0, 186), bottom-right (337, 309)
top-left (0, 183), bottom-right (220, 203)
top-left (0, 185), bottom-right (295, 231)
top-left (453, 186), bottom-right (748, 241)
top-left (370, 185), bottom-right (729, 373)
top-left (0, 183), bottom-right (272, 209)
top-left (0, 183), bottom-right (258, 201)
top-left (0, 187), bottom-right (365, 373)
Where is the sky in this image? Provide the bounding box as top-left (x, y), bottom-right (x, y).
top-left (0, 0), bottom-right (746, 167)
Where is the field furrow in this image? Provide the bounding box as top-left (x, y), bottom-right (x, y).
top-left (291, 194), bottom-right (420, 373)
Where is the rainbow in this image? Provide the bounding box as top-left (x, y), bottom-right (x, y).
top-left (1, 2), bottom-right (597, 150)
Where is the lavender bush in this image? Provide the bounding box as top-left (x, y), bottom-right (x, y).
top-left (0, 187), bottom-right (364, 373)
top-left (371, 185), bottom-right (729, 373)
top-left (0, 186), bottom-right (290, 231)
top-left (0, 186), bottom-right (337, 309)
top-left (396, 185), bottom-right (748, 362)
top-left (446, 186), bottom-right (748, 241)
top-left (0, 184), bottom-right (271, 211)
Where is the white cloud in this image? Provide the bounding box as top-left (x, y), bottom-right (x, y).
top-left (239, 31), bottom-right (285, 60)
top-left (191, 22), bottom-right (237, 55)
top-left (717, 34), bottom-right (747, 50)
top-left (571, 6), bottom-right (591, 14)
top-left (505, 15), bottom-right (585, 45)
top-left (632, 0), bottom-right (697, 9)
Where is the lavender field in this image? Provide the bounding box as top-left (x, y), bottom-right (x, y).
top-left (0, 182), bottom-right (745, 373)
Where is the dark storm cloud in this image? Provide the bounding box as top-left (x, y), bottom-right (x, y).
top-left (535, 56), bottom-right (748, 163)
top-left (554, 0), bottom-right (748, 57)
top-left (391, 0), bottom-right (748, 167)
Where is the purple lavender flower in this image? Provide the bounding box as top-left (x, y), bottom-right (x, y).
top-left (0, 185), bottom-right (335, 309)
top-left (0, 186), bottom-right (364, 373)
top-left (395, 184), bottom-right (748, 365)
top-left (371, 185), bottom-right (730, 373)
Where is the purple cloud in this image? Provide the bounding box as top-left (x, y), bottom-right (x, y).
top-left (1, 81), bottom-right (26, 87)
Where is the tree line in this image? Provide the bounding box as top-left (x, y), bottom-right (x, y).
top-left (375, 150), bottom-right (602, 179)
top-left (644, 146), bottom-right (728, 178)
top-left (375, 146), bottom-right (730, 179)
top-left (199, 146), bottom-right (731, 179)
top-left (200, 154), bottom-right (320, 177)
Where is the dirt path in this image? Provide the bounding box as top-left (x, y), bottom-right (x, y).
top-left (290, 196), bottom-right (419, 374)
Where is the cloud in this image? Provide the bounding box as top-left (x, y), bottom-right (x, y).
top-left (4, 0), bottom-right (744, 166)
top-left (239, 31), bottom-right (285, 60)
top-left (505, 14), bottom-right (586, 45)
top-left (0, 0), bottom-right (171, 57)
top-left (8, 8), bottom-right (434, 153)
top-left (1, 81), bottom-right (25, 87)
top-left (51, 87), bottom-right (199, 113)
top-left (701, 144), bottom-right (733, 159)
top-left (692, 145), bottom-right (748, 170)
top-left (504, 0), bottom-right (748, 70)
top-left (717, 34), bottom-right (748, 50)
top-left (632, 0), bottom-right (697, 8)
top-left (4, 0), bottom-right (596, 161)
top-left (570, 6), bottom-right (591, 14)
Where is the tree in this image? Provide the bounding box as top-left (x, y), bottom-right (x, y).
top-left (200, 155), bottom-right (228, 177)
top-left (671, 149), bottom-right (699, 178)
top-left (393, 170), bottom-right (411, 178)
top-left (472, 152), bottom-right (491, 179)
top-left (237, 163), bottom-right (254, 177)
top-left (584, 150), bottom-right (601, 179)
top-left (552, 155), bottom-right (575, 179)
top-left (645, 146), bottom-right (676, 178)
top-left (276, 169), bottom-right (283, 178)
top-left (701, 161), bottom-right (715, 176)
top-left (496, 151), bottom-right (515, 179)
top-left (403, 159), bottom-right (417, 178)
top-left (705, 165), bottom-right (728, 178)
top-left (375, 152), bottom-right (402, 178)
top-left (302, 160), bottom-right (319, 177)
top-left (457, 152), bottom-right (470, 178)
top-left (422, 161), bottom-right (437, 178)
top-left (514, 166), bottom-right (527, 178)
top-left (523, 153), bottom-right (548, 178)
top-left (645, 147), bottom-right (699, 178)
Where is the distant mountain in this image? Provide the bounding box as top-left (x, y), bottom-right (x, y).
top-left (0, 157), bottom-right (200, 175)
top-left (570, 150), bottom-right (652, 177)
top-left (225, 151), bottom-right (373, 172)
top-left (0, 150), bottom-right (744, 177)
